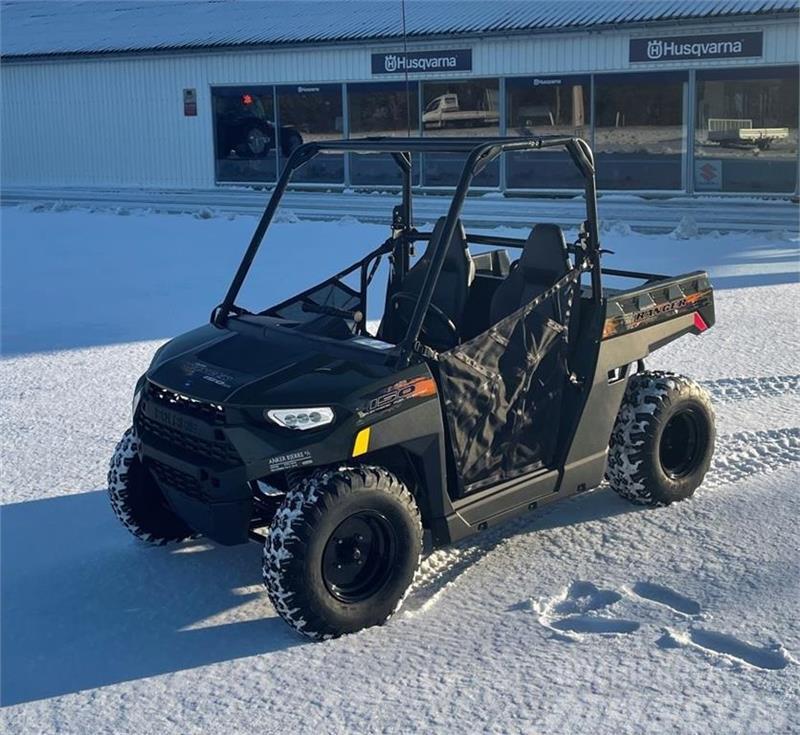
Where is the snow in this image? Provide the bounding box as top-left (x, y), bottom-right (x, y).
top-left (1, 205), bottom-right (799, 733)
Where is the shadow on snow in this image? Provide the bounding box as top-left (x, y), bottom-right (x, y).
top-left (0, 483), bottom-right (642, 705)
top-left (0, 490), bottom-right (301, 706)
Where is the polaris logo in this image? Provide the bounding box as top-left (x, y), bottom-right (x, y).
top-left (372, 49), bottom-right (472, 75)
top-left (630, 32), bottom-right (762, 63)
top-left (151, 406), bottom-right (201, 437)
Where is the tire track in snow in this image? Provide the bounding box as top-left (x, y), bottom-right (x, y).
top-left (704, 427), bottom-right (800, 490)
top-left (405, 426), bottom-right (800, 613)
top-left (702, 375), bottom-right (800, 403)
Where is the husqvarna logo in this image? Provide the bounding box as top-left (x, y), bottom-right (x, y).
top-left (647, 40), bottom-right (664, 60)
top-left (371, 48), bottom-right (472, 75)
top-left (630, 32), bottom-right (762, 63)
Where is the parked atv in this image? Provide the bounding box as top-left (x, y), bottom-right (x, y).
top-left (214, 93), bottom-right (303, 159)
top-left (109, 136), bottom-right (716, 639)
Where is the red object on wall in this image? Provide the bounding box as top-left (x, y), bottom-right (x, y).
top-left (183, 88), bottom-right (197, 117)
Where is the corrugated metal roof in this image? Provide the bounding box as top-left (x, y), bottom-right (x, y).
top-left (2, 0), bottom-right (798, 58)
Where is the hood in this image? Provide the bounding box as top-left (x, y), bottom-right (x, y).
top-left (148, 321), bottom-right (397, 408)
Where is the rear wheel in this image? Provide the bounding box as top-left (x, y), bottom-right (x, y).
top-left (263, 466), bottom-right (422, 639)
top-left (107, 427), bottom-right (197, 544)
top-left (606, 371), bottom-right (715, 506)
top-left (245, 125), bottom-right (270, 157)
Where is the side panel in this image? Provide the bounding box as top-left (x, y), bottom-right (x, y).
top-left (602, 272), bottom-right (714, 340)
top-left (351, 394), bottom-right (452, 544)
top-left (563, 308), bottom-right (707, 495)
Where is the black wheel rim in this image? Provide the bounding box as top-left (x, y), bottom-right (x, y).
top-left (322, 511), bottom-right (398, 603)
top-left (247, 128), bottom-right (267, 155)
top-left (659, 407), bottom-right (706, 479)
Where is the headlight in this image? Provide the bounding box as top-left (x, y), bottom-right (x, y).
top-left (266, 407), bottom-right (335, 430)
top-left (132, 384), bottom-right (144, 419)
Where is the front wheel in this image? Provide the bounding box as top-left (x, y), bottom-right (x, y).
top-left (605, 371), bottom-right (715, 506)
top-left (263, 466), bottom-right (422, 639)
top-left (107, 427), bottom-right (197, 544)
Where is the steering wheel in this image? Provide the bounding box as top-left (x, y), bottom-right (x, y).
top-left (388, 292), bottom-right (459, 349)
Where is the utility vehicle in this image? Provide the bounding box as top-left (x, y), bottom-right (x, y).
top-left (423, 93), bottom-right (500, 129)
top-left (108, 136), bottom-right (716, 639)
top-left (214, 92), bottom-right (303, 159)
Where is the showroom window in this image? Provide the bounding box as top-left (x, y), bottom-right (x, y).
top-left (594, 72), bottom-right (686, 190)
top-left (348, 81), bottom-right (420, 186)
top-left (421, 78), bottom-right (500, 187)
top-left (277, 84), bottom-right (344, 183)
top-left (506, 75), bottom-right (590, 189)
top-left (212, 86), bottom-right (278, 183)
top-left (695, 66), bottom-right (798, 193)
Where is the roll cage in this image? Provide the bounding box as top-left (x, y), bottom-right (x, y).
top-left (211, 136), bottom-right (602, 366)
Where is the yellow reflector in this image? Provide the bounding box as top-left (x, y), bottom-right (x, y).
top-left (352, 427), bottom-right (371, 457)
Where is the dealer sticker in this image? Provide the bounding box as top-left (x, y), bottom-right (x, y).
top-left (267, 449), bottom-right (314, 472)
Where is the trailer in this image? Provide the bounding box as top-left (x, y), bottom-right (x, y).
top-left (707, 118), bottom-right (789, 150)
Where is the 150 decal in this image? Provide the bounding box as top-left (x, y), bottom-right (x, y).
top-left (357, 376), bottom-right (437, 418)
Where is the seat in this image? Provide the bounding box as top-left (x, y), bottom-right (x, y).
top-left (388, 216), bottom-right (475, 349)
top-left (489, 223), bottom-right (572, 324)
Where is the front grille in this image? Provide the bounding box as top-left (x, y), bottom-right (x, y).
top-left (149, 459), bottom-right (204, 501)
top-left (147, 382), bottom-right (226, 425)
top-left (137, 414), bottom-right (239, 466)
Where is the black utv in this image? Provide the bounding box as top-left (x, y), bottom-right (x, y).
top-left (214, 92), bottom-right (303, 159)
top-left (108, 136), bottom-right (716, 639)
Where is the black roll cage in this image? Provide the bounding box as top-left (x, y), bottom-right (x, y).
top-left (212, 136), bottom-right (602, 365)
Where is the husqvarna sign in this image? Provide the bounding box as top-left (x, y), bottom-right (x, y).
top-left (372, 49), bottom-right (472, 75)
top-left (630, 32), bottom-right (762, 63)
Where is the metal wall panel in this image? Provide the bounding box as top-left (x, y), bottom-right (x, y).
top-left (2, 19), bottom-right (797, 189)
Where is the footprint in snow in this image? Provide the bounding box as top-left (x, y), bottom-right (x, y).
top-left (525, 580), bottom-right (792, 671)
top-left (657, 627), bottom-right (793, 671)
top-left (531, 580), bottom-right (641, 640)
top-left (628, 581), bottom-right (702, 617)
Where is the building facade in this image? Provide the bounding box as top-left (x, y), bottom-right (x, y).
top-left (1, 1), bottom-right (798, 195)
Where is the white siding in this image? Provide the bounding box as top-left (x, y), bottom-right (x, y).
top-left (2, 18), bottom-right (798, 189)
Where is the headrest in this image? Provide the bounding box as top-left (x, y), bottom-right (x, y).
top-left (427, 216), bottom-right (468, 271)
top-left (520, 223), bottom-right (570, 278)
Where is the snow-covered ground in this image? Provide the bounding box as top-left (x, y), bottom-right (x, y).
top-left (1, 205), bottom-right (799, 734)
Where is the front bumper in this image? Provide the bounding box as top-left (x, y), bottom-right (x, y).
top-left (134, 381), bottom-right (350, 545)
top-left (135, 386), bottom-right (253, 544)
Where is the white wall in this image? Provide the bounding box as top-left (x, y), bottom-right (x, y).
top-left (1, 19), bottom-right (797, 189)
